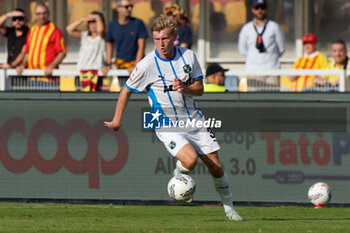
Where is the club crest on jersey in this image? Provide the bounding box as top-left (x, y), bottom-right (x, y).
top-left (183, 65), bottom-right (192, 73)
top-left (169, 141), bottom-right (176, 149)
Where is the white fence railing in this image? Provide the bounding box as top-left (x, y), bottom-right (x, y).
top-left (4, 68), bottom-right (130, 77)
top-left (224, 69), bottom-right (347, 92)
top-left (1, 69), bottom-right (130, 92)
top-left (0, 68), bottom-right (348, 92)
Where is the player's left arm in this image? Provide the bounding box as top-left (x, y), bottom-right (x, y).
top-left (174, 50), bottom-right (204, 96)
top-left (173, 78), bottom-right (203, 96)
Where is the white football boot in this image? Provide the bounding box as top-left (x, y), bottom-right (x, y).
top-left (225, 208), bottom-right (244, 221)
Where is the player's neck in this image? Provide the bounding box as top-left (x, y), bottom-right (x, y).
top-left (160, 52), bottom-right (174, 60)
top-left (157, 48), bottom-right (174, 60)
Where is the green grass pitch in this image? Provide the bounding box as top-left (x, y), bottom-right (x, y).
top-left (0, 202), bottom-right (349, 233)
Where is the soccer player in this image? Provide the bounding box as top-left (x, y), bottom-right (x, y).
top-left (104, 15), bottom-right (244, 221)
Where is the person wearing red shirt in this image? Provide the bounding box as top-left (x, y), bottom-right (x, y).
top-left (16, 3), bottom-right (66, 86)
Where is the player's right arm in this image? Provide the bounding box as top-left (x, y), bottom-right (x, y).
top-left (104, 87), bottom-right (133, 131)
top-left (105, 61), bottom-right (148, 131)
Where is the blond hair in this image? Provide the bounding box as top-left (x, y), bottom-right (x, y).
top-left (150, 14), bottom-right (177, 34)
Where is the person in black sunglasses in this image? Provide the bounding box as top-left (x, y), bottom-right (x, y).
top-left (103, 0), bottom-right (148, 76)
top-left (0, 8), bottom-right (29, 69)
top-left (238, 0), bottom-right (285, 91)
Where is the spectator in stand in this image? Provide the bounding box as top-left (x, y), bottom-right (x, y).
top-left (204, 63), bottom-right (228, 92)
top-left (164, 4), bottom-right (192, 49)
top-left (0, 9), bottom-right (29, 69)
top-left (103, 0), bottom-right (148, 75)
top-left (66, 11), bottom-right (106, 92)
top-left (284, 33), bottom-right (328, 92)
top-left (16, 3), bottom-right (66, 88)
top-left (238, 0), bottom-right (285, 91)
top-left (313, 39), bottom-right (349, 89)
top-left (148, 0), bottom-right (163, 33)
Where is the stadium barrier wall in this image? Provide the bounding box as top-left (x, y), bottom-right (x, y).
top-left (0, 68), bottom-right (348, 92)
top-left (0, 69), bottom-right (130, 92)
top-left (0, 92), bottom-right (349, 204)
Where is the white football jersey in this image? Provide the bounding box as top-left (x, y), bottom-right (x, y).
top-left (125, 46), bottom-right (204, 123)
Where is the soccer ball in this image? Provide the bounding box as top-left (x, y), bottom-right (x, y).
top-left (167, 174), bottom-right (196, 202)
top-left (308, 182), bottom-right (331, 207)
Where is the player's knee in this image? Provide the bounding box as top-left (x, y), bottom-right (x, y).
top-left (213, 163), bottom-right (224, 174)
top-left (187, 159), bottom-right (198, 171)
top-left (208, 163), bottom-right (224, 178)
top-left (182, 157), bottom-right (197, 171)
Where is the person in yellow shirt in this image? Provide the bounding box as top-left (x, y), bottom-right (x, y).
top-left (281, 33), bottom-right (328, 92)
top-left (314, 39), bottom-right (349, 89)
top-left (204, 63), bottom-right (228, 92)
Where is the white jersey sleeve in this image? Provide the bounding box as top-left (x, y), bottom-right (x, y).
top-left (190, 51), bottom-right (204, 81)
top-left (124, 63), bottom-right (149, 93)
